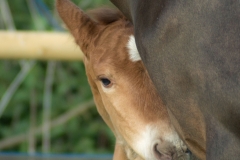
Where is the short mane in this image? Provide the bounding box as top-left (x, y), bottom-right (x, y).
top-left (87, 7), bottom-right (126, 25)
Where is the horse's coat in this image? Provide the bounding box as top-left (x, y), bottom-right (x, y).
top-left (110, 0), bottom-right (240, 159)
top-left (56, 0), bottom-right (189, 159)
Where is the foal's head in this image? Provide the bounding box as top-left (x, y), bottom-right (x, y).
top-left (57, 0), bottom-right (187, 159)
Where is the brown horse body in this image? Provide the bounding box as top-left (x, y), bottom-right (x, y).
top-left (110, 0), bottom-right (240, 160)
top-left (57, 0), bottom-right (188, 159)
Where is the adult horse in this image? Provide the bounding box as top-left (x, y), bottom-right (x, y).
top-left (110, 0), bottom-right (240, 160)
top-left (57, 0), bottom-right (190, 159)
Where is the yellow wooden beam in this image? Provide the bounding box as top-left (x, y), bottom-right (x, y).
top-left (0, 31), bottom-right (84, 61)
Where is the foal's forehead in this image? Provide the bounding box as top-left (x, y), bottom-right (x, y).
top-left (91, 24), bottom-right (133, 60)
top-left (86, 18), bottom-right (143, 76)
top-left (90, 37), bottom-right (143, 81)
top-left (96, 22), bottom-right (133, 46)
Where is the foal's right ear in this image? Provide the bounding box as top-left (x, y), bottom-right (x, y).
top-left (56, 0), bottom-right (100, 53)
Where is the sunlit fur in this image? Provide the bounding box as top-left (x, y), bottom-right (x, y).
top-left (57, 1), bottom-right (187, 159)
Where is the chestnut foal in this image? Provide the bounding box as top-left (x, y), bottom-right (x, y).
top-left (57, 0), bottom-right (187, 159)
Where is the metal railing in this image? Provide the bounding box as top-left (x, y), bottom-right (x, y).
top-left (0, 153), bottom-right (112, 160)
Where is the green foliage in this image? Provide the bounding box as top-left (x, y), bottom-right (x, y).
top-left (0, 0), bottom-right (114, 154)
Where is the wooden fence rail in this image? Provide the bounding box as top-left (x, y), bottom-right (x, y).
top-left (0, 31), bottom-right (83, 61)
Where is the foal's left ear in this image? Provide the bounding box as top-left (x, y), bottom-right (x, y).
top-left (56, 0), bottom-right (100, 53)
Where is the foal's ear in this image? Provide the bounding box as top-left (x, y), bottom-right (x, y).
top-left (56, 0), bottom-right (99, 53)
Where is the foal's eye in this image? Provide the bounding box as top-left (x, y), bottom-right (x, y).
top-left (99, 78), bottom-right (112, 87)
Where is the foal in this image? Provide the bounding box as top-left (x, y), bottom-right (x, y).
top-left (57, 0), bottom-right (187, 159)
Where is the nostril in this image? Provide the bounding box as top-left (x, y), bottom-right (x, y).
top-left (153, 143), bottom-right (173, 160)
top-left (154, 144), bottom-right (162, 159)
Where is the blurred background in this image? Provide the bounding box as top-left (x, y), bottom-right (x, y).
top-left (0, 0), bottom-right (114, 159)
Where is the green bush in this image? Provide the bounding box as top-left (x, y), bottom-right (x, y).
top-left (0, 0), bottom-right (114, 154)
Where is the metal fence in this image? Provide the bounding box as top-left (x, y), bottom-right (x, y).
top-left (0, 153), bottom-right (113, 160)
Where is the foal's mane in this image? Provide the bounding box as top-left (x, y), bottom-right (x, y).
top-left (87, 7), bottom-right (127, 25)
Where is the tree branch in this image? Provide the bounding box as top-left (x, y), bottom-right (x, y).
top-left (0, 99), bottom-right (95, 150)
top-left (42, 61), bottom-right (56, 153)
top-left (0, 61), bottom-right (35, 118)
top-left (0, 0), bottom-right (15, 30)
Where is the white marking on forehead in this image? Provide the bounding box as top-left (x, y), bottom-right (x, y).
top-left (127, 35), bottom-right (141, 62)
